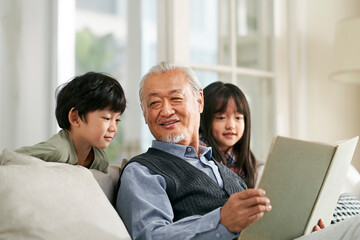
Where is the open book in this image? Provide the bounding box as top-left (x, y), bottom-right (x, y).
top-left (239, 136), bottom-right (359, 240)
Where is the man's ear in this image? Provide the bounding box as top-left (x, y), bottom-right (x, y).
top-left (68, 107), bottom-right (80, 127)
top-left (141, 103), bottom-right (149, 125)
top-left (143, 111), bottom-right (148, 125)
top-left (198, 91), bottom-right (204, 113)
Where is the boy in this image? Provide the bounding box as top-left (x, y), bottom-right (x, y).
top-left (1, 72), bottom-right (126, 172)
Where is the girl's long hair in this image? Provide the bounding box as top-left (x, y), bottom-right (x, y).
top-left (200, 81), bottom-right (257, 188)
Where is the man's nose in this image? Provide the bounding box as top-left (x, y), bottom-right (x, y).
top-left (160, 101), bottom-right (175, 116)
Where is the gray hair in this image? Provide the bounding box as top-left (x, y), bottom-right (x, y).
top-left (139, 62), bottom-right (202, 109)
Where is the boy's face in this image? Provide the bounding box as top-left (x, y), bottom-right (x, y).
top-left (77, 109), bottom-right (121, 149)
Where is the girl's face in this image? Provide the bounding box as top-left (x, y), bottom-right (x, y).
top-left (211, 97), bottom-right (245, 152)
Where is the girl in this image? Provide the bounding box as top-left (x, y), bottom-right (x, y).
top-left (200, 81), bottom-right (356, 227)
top-left (200, 81), bottom-right (258, 188)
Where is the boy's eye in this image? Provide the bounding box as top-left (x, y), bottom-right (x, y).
top-left (116, 119), bottom-right (121, 123)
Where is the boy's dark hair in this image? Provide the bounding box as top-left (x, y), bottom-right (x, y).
top-left (55, 72), bottom-right (127, 130)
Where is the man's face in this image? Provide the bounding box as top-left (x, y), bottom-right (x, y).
top-left (142, 69), bottom-right (203, 147)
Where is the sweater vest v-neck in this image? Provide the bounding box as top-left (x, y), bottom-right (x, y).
top-left (126, 148), bottom-right (247, 222)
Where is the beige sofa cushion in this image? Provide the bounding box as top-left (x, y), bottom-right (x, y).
top-left (0, 149), bottom-right (130, 240)
top-left (90, 159), bottom-right (128, 206)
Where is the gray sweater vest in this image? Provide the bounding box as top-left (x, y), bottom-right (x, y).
top-left (125, 148), bottom-right (247, 222)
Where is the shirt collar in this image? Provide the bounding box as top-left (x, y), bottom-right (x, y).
top-left (151, 140), bottom-right (212, 160)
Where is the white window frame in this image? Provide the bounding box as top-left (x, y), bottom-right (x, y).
top-left (157, 0), bottom-right (296, 158)
top-left (54, 0), bottom-right (307, 158)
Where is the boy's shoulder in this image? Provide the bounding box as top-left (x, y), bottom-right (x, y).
top-left (51, 130), bottom-right (109, 171)
top-left (47, 130), bottom-right (75, 153)
top-left (51, 130), bottom-right (71, 143)
top-left (15, 130), bottom-right (75, 164)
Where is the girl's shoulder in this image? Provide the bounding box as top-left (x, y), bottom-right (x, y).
top-left (199, 135), bottom-right (208, 147)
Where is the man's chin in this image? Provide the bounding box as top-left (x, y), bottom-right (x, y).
top-left (160, 133), bottom-right (186, 144)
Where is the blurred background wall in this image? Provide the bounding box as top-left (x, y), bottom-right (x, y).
top-left (1, 0), bottom-right (360, 170)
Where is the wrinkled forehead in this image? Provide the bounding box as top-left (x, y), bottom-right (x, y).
top-left (143, 71), bottom-right (192, 98)
top-left (147, 88), bottom-right (185, 98)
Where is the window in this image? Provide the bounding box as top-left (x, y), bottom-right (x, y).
top-left (58, 0), bottom-right (127, 162)
top-left (75, 0), bottom-right (128, 162)
top-left (58, 0), bottom-right (277, 161)
top-left (58, 0), bottom-right (158, 161)
top-left (189, 0), bottom-right (275, 160)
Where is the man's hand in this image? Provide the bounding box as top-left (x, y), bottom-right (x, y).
top-left (312, 218), bottom-right (326, 232)
top-left (220, 189), bottom-right (272, 232)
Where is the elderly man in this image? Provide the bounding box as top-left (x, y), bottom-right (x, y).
top-left (116, 62), bottom-right (271, 240)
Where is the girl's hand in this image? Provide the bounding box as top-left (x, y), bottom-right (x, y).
top-left (312, 218), bottom-right (326, 232)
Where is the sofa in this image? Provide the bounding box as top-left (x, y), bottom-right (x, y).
top-left (1, 148), bottom-right (360, 240)
top-left (0, 149), bottom-right (131, 240)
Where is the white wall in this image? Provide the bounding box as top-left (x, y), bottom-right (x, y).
top-left (303, 0), bottom-right (360, 169)
top-left (0, 0), bottom-right (57, 151)
top-left (1, 0), bottom-right (360, 170)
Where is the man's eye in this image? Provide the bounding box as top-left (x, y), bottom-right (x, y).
top-left (172, 97), bottom-right (182, 101)
top-left (149, 101), bottom-right (160, 107)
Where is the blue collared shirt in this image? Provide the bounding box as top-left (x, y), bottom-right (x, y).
top-left (116, 140), bottom-right (238, 240)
